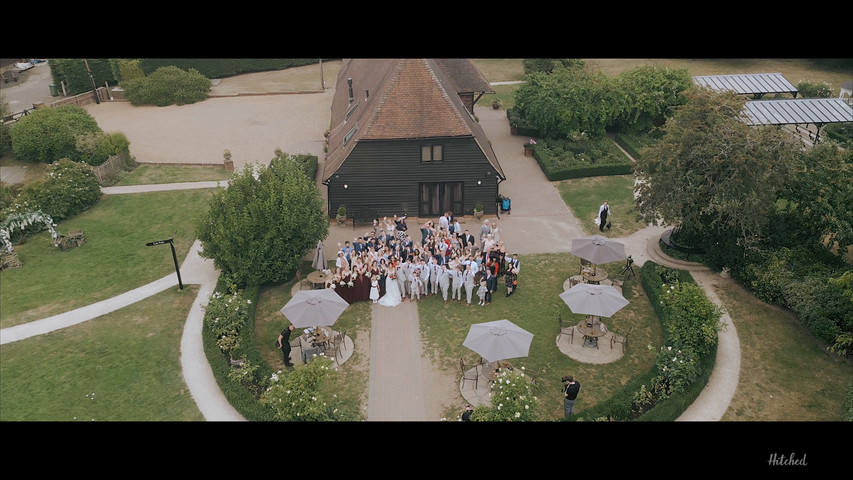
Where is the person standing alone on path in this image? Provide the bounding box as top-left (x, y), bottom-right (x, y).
top-left (562, 375), bottom-right (580, 416)
top-left (598, 201), bottom-right (610, 232)
top-left (278, 323), bottom-right (296, 367)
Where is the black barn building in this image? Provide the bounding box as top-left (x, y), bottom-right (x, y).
top-left (322, 59), bottom-right (506, 220)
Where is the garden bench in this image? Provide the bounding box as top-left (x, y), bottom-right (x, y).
top-left (2, 70), bottom-right (20, 83)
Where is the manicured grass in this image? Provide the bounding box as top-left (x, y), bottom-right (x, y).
top-left (0, 286), bottom-right (204, 421)
top-left (556, 174), bottom-right (647, 238)
top-left (0, 188), bottom-right (218, 328)
top-left (715, 280), bottom-right (852, 421)
top-left (116, 164), bottom-right (232, 186)
top-left (418, 253), bottom-right (661, 420)
top-left (253, 275), bottom-right (372, 418)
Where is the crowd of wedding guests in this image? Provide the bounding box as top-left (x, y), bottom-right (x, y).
top-left (322, 212), bottom-right (520, 307)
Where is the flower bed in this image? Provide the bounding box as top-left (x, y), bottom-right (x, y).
top-left (532, 136), bottom-right (632, 180)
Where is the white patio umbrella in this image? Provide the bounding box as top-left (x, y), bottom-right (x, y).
top-left (559, 283), bottom-right (629, 325)
top-left (312, 240), bottom-right (327, 271)
top-left (571, 235), bottom-right (626, 266)
top-left (280, 288), bottom-right (349, 328)
top-left (463, 319), bottom-right (534, 363)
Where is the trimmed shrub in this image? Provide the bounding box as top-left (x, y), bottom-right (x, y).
top-left (75, 131), bottom-right (131, 166)
top-left (121, 66), bottom-right (211, 106)
top-left (9, 105), bottom-right (102, 164)
top-left (12, 159), bottom-right (101, 223)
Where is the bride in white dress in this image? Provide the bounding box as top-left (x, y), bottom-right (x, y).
top-left (378, 265), bottom-right (402, 307)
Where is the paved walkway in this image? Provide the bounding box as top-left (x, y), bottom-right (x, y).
top-left (0, 72), bottom-right (741, 422)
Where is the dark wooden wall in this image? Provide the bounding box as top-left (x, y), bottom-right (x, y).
top-left (327, 136), bottom-right (501, 218)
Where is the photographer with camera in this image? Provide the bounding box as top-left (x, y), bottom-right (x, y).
top-left (562, 375), bottom-right (581, 416)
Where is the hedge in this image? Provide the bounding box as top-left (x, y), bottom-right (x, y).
top-left (203, 281), bottom-right (277, 421)
top-left (136, 59), bottom-right (325, 80)
top-left (613, 132), bottom-right (655, 160)
top-left (531, 136), bottom-right (633, 181)
top-left (568, 262), bottom-right (718, 422)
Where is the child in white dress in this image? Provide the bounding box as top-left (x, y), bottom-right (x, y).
top-left (370, 275), bottom-right (380, 303)
top-left (477, 280), bottom-right (488, 306)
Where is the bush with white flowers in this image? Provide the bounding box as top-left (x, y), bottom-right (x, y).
top-left (467, 367), bottom-right (541, 422)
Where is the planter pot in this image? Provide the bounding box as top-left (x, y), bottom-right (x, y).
top-left (510, 126), bottom-right (518, 135)
top-left (474, 210), bottom-right (483, 222)
top-left (336, 215), bottom-right (347, 226)
top-left (524, 147), bottom-right (533, 157)
top-left (224, 158), bottom-right (234, 171)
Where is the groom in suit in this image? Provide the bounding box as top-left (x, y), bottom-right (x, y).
top-left (461, 230), bottom-right (476, 250)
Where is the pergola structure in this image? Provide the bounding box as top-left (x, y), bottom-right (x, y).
top-left (742, 98), bottom-right (853, 143)
top-left (693, 73), bottom-right (799, 99)
top-left (693, 73), bottom-right (853, 144)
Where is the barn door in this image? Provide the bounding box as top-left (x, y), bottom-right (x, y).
top-left (420, 182), bottom-right (463, 217)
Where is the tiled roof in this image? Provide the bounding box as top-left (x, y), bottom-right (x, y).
top-left (323, 59), bottom-right (503, 181)
top-left (434, 58), bottom-right (495, 94)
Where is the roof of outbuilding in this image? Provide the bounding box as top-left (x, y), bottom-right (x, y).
top-left (693, 73), bottom-right (798, 96)
top-left (323, 59), bottom-right (504, 182)
top-left (742, 98), bottom-right (853, 126)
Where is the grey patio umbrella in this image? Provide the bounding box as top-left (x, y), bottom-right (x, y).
top-left (571, 235), bottom-right (626, 266)
top-left (463, 319), bottom-right (534, 363)
top-left (312, 240), bottom-right (327, 271)
top-left (559, 283), bottom-right (629, 319)
top-left (280, 288), bottom-right (349, 328)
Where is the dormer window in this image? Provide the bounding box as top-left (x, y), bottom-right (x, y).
top-left (421, 144), bottom-right (443, 163)
top-left (344, 123), bottom-right (358, 146)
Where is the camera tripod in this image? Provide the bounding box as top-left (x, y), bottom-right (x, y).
top-left (621, 255), bottom-right (635, 277)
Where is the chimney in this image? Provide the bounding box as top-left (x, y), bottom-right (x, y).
top-left (348, 78), bottom-right (354, 103)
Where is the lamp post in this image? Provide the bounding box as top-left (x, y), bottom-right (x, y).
top-left (146, 231), bottom-right (183, 290)
top-left (83, 59), bottom-right (100, 105)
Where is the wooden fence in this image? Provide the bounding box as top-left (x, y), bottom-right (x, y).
top-left (92, 153), bottom-right (130, 185)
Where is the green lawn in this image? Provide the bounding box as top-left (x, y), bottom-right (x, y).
top-left (0, 188), bottom-right (218, 328)
top-left (115, 164), bottom-right (232, 186)
top-left (417, 253), bottom-right (660, 420)
top-left (716, 279), bottom-right (852, 421)
top-left (0, 286), bottom-right (204, 421)
top-left (556, 174), bottom-right (647, 238)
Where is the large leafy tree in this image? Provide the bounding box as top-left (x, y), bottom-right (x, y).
top-left (196, 154), bottom-right (328, 287)
top-left (774, 142), bottom-right (853, 253)
top-left (615, 66), bottom-right (692, 134)
top-left (9, 105), bottom-right (102, 163)
top-left (634, 87), bottom-right (802, 251)
top-left (513, 65), bottom-right (619, 138)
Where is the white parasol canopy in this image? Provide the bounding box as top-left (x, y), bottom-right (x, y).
top-left (280, 288), bottom-right (349, 328)
top-left (571, 235), bottom-right (626, 265)
top-left (463, 319), bottom-right (534, 363)
top-left (559, 283), bottom-right (629, 318)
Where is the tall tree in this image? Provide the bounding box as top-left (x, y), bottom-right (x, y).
top-left (196, 154), bottom-right (328, 287)
top-left (615, 66), bottom-right (692, 134)
top-left (775, 142), bottom-right (853, 253)
top-left (633, 87), bottom-right (802, 251)
top-left (513, 65), bottom-right (619, 138)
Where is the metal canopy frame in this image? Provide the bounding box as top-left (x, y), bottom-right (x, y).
top-left (741, 98), bottom-right (853, 142)
top-left (693, 73), bottom-right (799, 98)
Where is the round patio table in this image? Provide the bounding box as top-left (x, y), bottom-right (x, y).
top-left (576, 320), bottom-right (607, 348)
top-left (582, 270), bottom-right (608, 285)
top-left (307, 271), bottom-right (329, 289)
